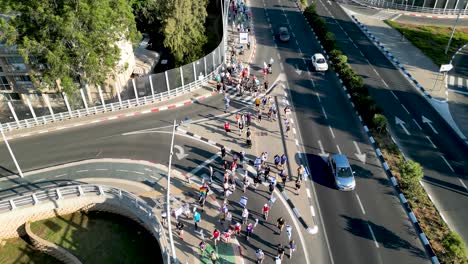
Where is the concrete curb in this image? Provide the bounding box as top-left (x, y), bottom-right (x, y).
top-left (294, 0), bottom-right (439, 263)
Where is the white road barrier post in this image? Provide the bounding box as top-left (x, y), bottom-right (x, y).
top-left (80, 88), bottom-right (90, 114)
top-left (43, 94), bottom-right (56, 121)
top-left (132, 79), bottom-right (139, 104)
top-left (0, 125), bottom-right (24, 178)
top-left (149, 75), bottom-right (155, 101)
top-left (7, 102), bottom-right (20, 127)
top-left (63, 92), bottom-right (72, 117)
top-left (26, 98), bottom-right (38, 125)
top-left (98, 85), bottom-right (106, 111)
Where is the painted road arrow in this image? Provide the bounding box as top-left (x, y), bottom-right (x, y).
top-left (174, 145), bottom-right (188, 160)
top-left (395, 116), bottom-right (410, 135)
top-left (353, 141), bottom-right (366, 164)
top-left (422, 115), bottom-right (438, 134)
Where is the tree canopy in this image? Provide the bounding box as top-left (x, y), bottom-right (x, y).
top-left (0, 0), bottom-right (140, 95)
top-left (133, 0), bottom-right (209, 66)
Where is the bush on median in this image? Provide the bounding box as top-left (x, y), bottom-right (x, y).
top-left (441, 231), bottom-right (468, 264)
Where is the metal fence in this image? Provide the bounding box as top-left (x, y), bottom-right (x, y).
top-left (0, 184), bottom-right (171, 263)
top-left (353, 0), bottom-right (468, 14)
top-left (0, 0), bottom-right (230, 133)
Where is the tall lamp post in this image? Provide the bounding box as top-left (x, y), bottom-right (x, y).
top-left (166, 120), bottom-right (177, 263)
top-left (445, 0), bottom-right (465, 54)
top-left (0, 125), bottom-right (24, 178)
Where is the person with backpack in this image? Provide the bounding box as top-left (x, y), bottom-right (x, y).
top-left (289, 240), bottom-right (297, 259)
top-left (276, 217), bottom-right (285, 234)
top-left (273, 154), bottom-right (280, 169)
top-left (295, 178), bottom-right (302, 195)
top-left (256, 249), bottom-right (265, 264)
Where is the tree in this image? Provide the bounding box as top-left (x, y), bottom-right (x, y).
top-left (0, 0), bottom-right (140, 96)
top-left (160, 0), bottom-right (209, 66)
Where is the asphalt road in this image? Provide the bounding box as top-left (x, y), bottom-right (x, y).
top-left (0, 1), bottom-right (448, 263)
top-left (316, 0), bottom-right (468, 247)
top-left (257, 0), bottom-right (428, 263)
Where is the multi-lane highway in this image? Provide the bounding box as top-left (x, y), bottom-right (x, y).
top-left (311, 0), bottom-right (468, 247)
top-left (0, 0), bottom-right (450, 262)
top-left (252, 0), bottom-right (428, 262)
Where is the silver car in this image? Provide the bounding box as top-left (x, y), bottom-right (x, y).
top-left (278, 27), bottom-right (290, 42)
top-left (328, 154), bottom-right (356, 191)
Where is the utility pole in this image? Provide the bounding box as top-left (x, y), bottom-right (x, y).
top-left (0, 125), bottom-right (24, 178)
top-left (445, 1), bottom-right (464, 54)
top-left (166, 119), bottom-right (178, 263)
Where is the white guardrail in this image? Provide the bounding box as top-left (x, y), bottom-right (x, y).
top-left (0, 184), bottom-right (171, 263)
top-left (0, 69), bottom-right (220, 133)
top-left (354, 0), bottom-right (468, 15)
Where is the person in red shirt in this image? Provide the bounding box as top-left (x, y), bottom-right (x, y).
top-left (211, 229), bottom-right (220, 246)
top-left (262, 203), bottom-right (269, 220)
top-left (224, 122), bottom-right (231, 134)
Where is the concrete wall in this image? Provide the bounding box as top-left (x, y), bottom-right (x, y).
top-left (24, 221), bottom-right (82, 264)
top-left (0, 185), bottom-right (169, 264)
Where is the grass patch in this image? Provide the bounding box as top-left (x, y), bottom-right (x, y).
top-left (385, 20), bottom-right (468, 66)
top-left (0, 236), bottom-right (62, 264)
top-left (30, 211), bottom-right (161, 264)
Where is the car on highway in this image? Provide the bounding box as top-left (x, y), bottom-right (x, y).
top-left (328, 154), bottom-right (356, 191)
top-left (311, 53), bottom-right (328, 72)
top-left (277, 26), bottom-right (290, 42)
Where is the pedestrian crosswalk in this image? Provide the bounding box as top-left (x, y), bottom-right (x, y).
top-left (370, 10), bottom-right (399, 21)
top-left (448, 75), bottom-right (468, 89)
top-left (223, 85), bottom-right (265, 105)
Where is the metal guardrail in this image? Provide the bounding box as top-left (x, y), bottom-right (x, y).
top-left (0, 184), bottom-right (171, 263)
top-left (353, 0), bottom-right (468, 15)
top-left (0, 69), bottom-right (219, 133)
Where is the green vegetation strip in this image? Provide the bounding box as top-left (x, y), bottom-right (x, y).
top-left (30, 211), bottom-right (161, 264)
top-left (0, 236), bottom-right (62, 264)
top-left (385, 20), bottom-right (468, 66)
top-left (303, 4), bottom-right (468, 263)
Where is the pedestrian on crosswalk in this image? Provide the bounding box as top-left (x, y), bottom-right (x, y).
top-left (176, 221), bottom-right (185, 240)
top-left (242, 208), bottom-right (249, 224)
top-left (239, 122), bottom-right (244, 136)
top-left (262, 203), bottom-right (270, 220)
top-left (279, 170), bottom-right (287, 187)
top-left (211, 229), bottom-right (221, 246)
top-left (242, 174), bottom-right (249, 193)
top-left (274, 154), bottom-right (280, 169)
top-left (246, 222), bottom-right (254, 240)
top-left (224, 121), bottom-right (231, 134)
top-left (297, 165), bottom-right (304, 180)
top-left (247, 112), bottom-right (252, 126)
top-left (280, 154), bottom-right (287, 168)
top-left (194, 211), bottom-right (201, 231)
top-left (277, 243), bottom-right (285, 260)
top-left (295, 177), bottom-right (302, 194)
top-left (288, 240), bottom-right (296, 259)
top-left (286, 224), bottom-right (292, 241)
top-left (221, 145), bottom-right (226, 159)
top-left (276, 217), bottom-right (285, 234)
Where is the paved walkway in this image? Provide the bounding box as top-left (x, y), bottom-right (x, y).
top-left (342, 6), bottom-right (468, 143)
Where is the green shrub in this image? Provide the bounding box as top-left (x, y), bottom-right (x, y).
top-left (348, 75), bottom-right (364, 91)
top-left (442, 231), bottom-right (468, 263)
top-left (323, 32), bottom-right (336, 50)
top-left (372, 114), bottom-right (387, 133)
top-left (329, 49), bottom-right (346, 67)
top-left (398, 159), bottom-right (424, 200)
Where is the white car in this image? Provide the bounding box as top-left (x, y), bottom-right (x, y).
top-left (311, 53), bottom-right (328, 72)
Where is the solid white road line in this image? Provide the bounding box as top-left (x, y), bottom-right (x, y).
top-left (367, 224), bottom-right (379, 248)
top-left (53, 174), bottom-right (67, 178)
top-left (355, 193), bottom-right (366, 215)
top-left (95, 168), bottom-right (108, 171)
top-left (390, 91), bottom-right (399, 100)
top-left (336, 145), bottom-right (342, 154)
top-left (277, 53), bottom-right (281, 59)
top-left (440, 155), bottom-right (455, 172)
top-left (306, 188), bottom-right (311, 198)
top-left (425, 136), bottom-right (437, 148)
top-left (280, 62), bottom-right (284, 70)
top-left (77, 170), bottom-right (89, 173)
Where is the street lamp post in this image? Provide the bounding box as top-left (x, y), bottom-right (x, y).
top-left (166, 119), bottom-right (178, 263)
top-left (0, 125), bottom-right (24, 178)
top-left (445, 1), bottom-right (464, 54)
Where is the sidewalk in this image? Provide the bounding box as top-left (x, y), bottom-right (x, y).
top-left (83, 170), bottom-right (241, 264)
top-left (342, 6), bottom-right (468, 143)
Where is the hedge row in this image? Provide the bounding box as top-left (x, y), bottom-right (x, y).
top-left (302, 4), bottom-right (468, 263)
